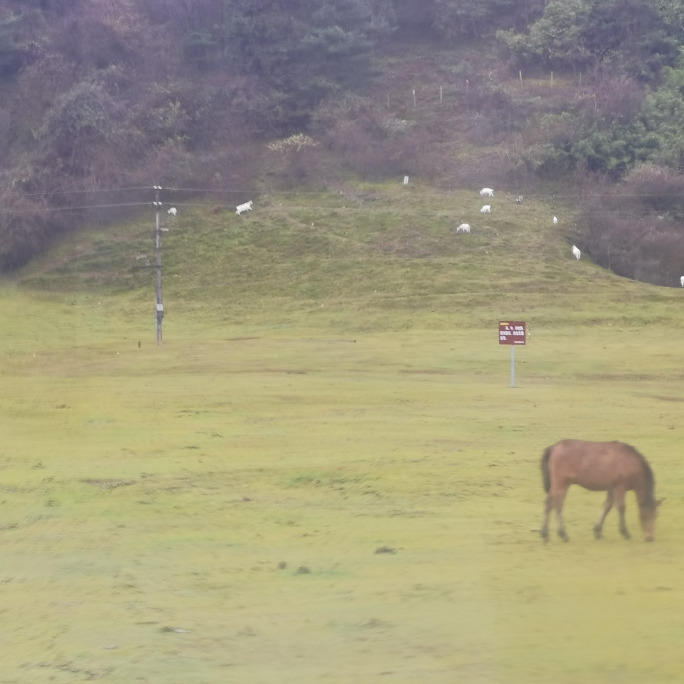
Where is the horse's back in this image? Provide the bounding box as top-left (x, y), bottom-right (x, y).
top-left (548, 439), bottom-right (635, 458)
top-left (544, 439), bottom-right (644, 491)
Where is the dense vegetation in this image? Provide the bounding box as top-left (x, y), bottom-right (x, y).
top-left (2, 0), bottom-right (684, 286)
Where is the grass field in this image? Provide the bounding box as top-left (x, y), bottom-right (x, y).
top-left (2, 183), bottom-right (684, 683)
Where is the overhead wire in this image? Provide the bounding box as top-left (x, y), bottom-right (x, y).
top-left (1, 183), bottom-right (684, 217)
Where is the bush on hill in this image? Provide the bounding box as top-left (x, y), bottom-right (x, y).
top-left (577, 165), bottom-right (684, 286)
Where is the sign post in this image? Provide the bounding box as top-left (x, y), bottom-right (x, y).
top-left (499, 321), bottom-right (526, 387)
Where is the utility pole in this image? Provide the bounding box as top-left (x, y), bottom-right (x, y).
top-left (153, 186), bottom-right (164, 345)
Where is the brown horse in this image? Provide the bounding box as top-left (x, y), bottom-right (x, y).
top-left (540, 439), bottom-right (662, 542)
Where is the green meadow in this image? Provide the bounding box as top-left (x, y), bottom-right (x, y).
top-left (2, 184), bottom-right (684, 683)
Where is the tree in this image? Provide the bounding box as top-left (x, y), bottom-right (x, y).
top-left (639, 58), bottom-right (684, 169)
top-left (498, 0), bottom-right (592, 72)
top-left (391, 0), bottom-right (435, 30)
top-left (498, 0), bottom-right (679, 79)
top-left (432, 0), bottom-right (542, 39)
top-left (36, 81), bottom-right (121, 184)
top-left (582, 0), bottom-right (678, 81)
top-left (217, 0), bottom-right (384, 130)
top-left (571, 121), bottom-right (657, 177)
top-left (0, 13), bottom-right (24, 75)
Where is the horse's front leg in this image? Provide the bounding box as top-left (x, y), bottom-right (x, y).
top-left (617, 505), bottom-right (631, 539)
top-left (594, 492), bottom-right (614, 539)
top-left (615, 489), bottom-right (631, 539)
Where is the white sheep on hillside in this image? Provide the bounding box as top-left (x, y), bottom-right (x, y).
top-left (480, 205), bottom-right (491, 213)
top-left (236, 200), bottom-right (253, 215)
top-left (479, 187), bottom-right (494, 198)
top-left (456, 223), bottom-right (471, 233)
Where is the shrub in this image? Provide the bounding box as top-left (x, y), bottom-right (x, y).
top-left (577, 164), bottom-right (684, 285)
top-left (621, 164), bottom-right (684, 216)
top-left (0, 193), bottom-right (49, 270)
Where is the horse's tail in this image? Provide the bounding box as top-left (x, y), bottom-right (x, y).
top-left (541, 446), bottom-right (552, 493)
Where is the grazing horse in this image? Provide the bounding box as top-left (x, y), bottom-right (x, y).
top-left (540, 439), bottom-right (662, 542)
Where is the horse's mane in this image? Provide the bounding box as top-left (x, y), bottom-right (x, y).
top-left (625, 443), bottom-right (655, 506)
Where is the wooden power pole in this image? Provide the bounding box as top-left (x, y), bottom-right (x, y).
top-left (153, 186), bottom-right (164, 345)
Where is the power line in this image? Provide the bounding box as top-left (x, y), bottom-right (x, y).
top-left (0, 201), bottom-right (152, 214)
top-left (9, 186), bottom-right (156, 199)
top-left (2, 181), bottom-right (684, 218)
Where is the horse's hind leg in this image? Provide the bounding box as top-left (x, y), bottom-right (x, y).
top-left (554, 499), bottom-right (569, 542)
top-left (549, 490), bottom-right (569, 541)
top-left (594, 492), bottom-right (614, 539)
top-left (540, 495), bottom-right (553, 542)
top-left (541, 487), bottom-right (569, 542)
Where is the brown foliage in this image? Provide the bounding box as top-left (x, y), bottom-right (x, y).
top-left (592, 76), bottom-right (643, 124)
top-left (577, 165), bottom-right (684, 286)
top-left (0, 193), bottom-right (50, 270)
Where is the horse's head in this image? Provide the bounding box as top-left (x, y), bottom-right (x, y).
top-left (640, 498), bottom-right (664, 541)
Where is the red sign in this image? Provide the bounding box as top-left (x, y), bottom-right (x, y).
top-left (499, 321), bottom-right (526, 345)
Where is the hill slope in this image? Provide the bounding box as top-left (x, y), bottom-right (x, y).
top-left (11, 181), bottom-right (675, 338)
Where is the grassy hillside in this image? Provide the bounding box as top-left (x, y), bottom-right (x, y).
top-left (2, 187), bottom-right (684, 682)
top-left (14, 182), bottom-right (655, 322)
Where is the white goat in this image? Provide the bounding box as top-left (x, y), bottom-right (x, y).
top-left (553, 215), bottom-right (558, 224)
top-left (479, 187), bottom-right (494, 198)
top-left (456, 223), bottom-right (471, 233)
top-left (167, 207), bottom-right (177, 216)
top-left (680, 275), bottom-right (684, 287)
top-left (480, 204), bottom-right (491, 214)
top-left (572, 245), bottom-right (581, 260)
top-left (236, 200), bottom-right (253, 215)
